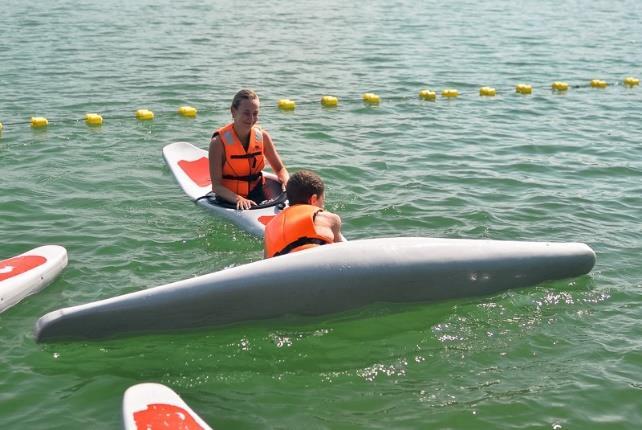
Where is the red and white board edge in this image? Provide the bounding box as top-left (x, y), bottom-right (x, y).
top-left (122, 382), bottom-right (213, 430)
top-left (0, 245), bottom-right (68, 313)
top-left (162, 141), bottom-right (212, 201)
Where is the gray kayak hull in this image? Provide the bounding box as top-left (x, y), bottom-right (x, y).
top-left (35, 237), bottom-right (595, 342)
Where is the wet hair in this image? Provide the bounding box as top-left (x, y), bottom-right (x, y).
top-left (231, 89), bottom-right (259, 109)
top-left (286, 170), bottom-right (325, 205)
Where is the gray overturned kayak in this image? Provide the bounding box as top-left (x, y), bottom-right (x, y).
top-left (35, 237), bottom-right (595, 342)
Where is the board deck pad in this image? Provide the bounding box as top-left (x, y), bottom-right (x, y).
top-left (0, 255), bottom-right (47, 282)
top-left (123, 383), bottom-right (213, 430)
top-left (178, 157), bottom-right (211, 188)
top-left (134, 403), bottom-right (206, 429)
top-left (1, 245), bottom-right (67, 314)
top-left (258, 215), bottom-right (276, 225)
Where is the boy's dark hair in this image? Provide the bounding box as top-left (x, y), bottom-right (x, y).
top-left (286, 170), bottom-right (325, 205)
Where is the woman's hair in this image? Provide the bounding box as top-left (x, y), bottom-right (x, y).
top-left (231, 89), bottom-right (259, 109)
top-left (286, 170), bottom-right (325, 205)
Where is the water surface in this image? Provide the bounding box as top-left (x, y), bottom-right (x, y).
top-left (1, 0), bottom-right (641, 428)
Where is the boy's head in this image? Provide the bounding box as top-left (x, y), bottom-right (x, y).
top-left (286, 170), bottom-right (325, 206)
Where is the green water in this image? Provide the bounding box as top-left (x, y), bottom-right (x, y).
top-left (1, 0), bottom-right (641, 428)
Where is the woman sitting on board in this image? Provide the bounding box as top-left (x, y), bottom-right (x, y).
top-left (209, 89), bottom-right (290, 210)
top-left (264, 170), bottom-right (344, 258)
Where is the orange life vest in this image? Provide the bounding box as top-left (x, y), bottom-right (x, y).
top-left (264, 205), bottom-right (333, 258)
top-left (216, 123), bottom-right (265, 197)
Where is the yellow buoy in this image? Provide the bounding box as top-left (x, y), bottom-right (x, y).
top-left (178, 105), bottom-right (198, 117)
top-left (0, 122), bottom-right (3, 132)
top-left (31, 117), bottom-right (49, 128)
top-left (590, 79), bottom-right (608, 88)
top-left (418, 89), bottom-right (436, 101)
top-left (551, 81), bottom-right (569, 91)
top-left (479, 87), bottom-right (496, 97)
top-left (84, 113), bottom-right (103, 126)
top-left (515, 84), bottom-right (532, 95)
top-left (277, 99), bottom-right (296, 111)
top-left (441, 89), bottom-right (459, 98)
top-left (320, 95), bottom-right (339, 107)
top-left (362, 93), bottom-right (381, 104)
top-left (623, 77), bottom-right (640, 87)
top-left (136, 109), bottom-right (154, 120)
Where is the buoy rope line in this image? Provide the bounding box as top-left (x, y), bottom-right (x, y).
top-left (0, 78), bottom-right (638, 132)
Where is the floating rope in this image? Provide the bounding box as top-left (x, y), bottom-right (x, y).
top-left (0, 77), bottom-right (638, 134)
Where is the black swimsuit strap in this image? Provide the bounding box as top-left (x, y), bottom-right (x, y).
top-left (274, 237), bottom-right (328, 257)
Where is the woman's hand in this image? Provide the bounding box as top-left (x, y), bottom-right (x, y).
top-left (236, 195), bottom-right (257, 210)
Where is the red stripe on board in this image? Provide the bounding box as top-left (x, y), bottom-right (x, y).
top-left (258, 215), bottom-right (275, 226)
top-left (134, 403), bottom-right (204, 430)
top-left (178, 157), bottom-right (211, 187)
top-left (0, 255), bottom-right (47, 282)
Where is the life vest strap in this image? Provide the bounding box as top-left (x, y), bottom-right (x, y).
top-left (230, 151), bottom-right (262, 159)
top-left (274, 237), bottom-right (328, 257)
top-left (222, 172), bottom-right (263, 182)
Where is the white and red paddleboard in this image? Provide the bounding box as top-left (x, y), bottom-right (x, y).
top-left (0, 245), bottom-right (67, 313)
top-left (162, 141), bottom-right (287, 237)
top-left (122, 383), bottom-right (213, 430)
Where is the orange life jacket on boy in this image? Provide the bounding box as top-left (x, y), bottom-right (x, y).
top-left (264, 205), bottom-right (333, 258)
top-left (215, 123), bottom-right (265, 197)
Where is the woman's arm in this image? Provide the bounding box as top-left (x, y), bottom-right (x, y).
top-left (262, 131), bottom-right (290, 188)
top-left (315, 211), bottom-right (345, 243)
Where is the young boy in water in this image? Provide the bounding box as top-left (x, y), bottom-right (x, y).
top-left (264, 170), bottom-right (344, 258)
